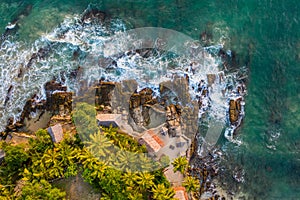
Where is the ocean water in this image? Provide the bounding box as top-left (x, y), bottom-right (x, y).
top-left (0, 0), bottom-right (299, 199)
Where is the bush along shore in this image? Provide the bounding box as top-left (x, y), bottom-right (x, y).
top-left (0, 77), bottom-right (237, 199)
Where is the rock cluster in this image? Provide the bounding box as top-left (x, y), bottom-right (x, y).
top-left (190, 147), bottom-right (225, 200)
top-left (95, 81), bottom-right (116, 111)
top-left (81, 8), bottom-right (106, 24)
top-left (129, 88), bottom-right (157, 127)
top-left (165, 104), bottom-right (182, 137)
top-left (227, 81), bottom-right (246, 128)
top-left (45, 80), bottom-right (73, 115)
top-left (196, 80), bottom-right (210, 112)
top-left (2, 81), bottom-right (72, 138)
top-left (229, 98), bottom-right (242, 124)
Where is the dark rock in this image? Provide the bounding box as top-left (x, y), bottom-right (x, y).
top-left (4, 85), bottom-right (13, 106)
top-left (26, 45), bottom-right (51, 69)
top-left (94, 81), bottom-right (116, 106)
top-left (129, 88), bottom-right (156, 127)
top-left (81, 8), bottom-right (106, 24)
top-left (142, 106), bottom-right (150, 126)
top-left (130, 93), bottom-right (141, 109)
top-left (47, 92), bottom-right (73, 115)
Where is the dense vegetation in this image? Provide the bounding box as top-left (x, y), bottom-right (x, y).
top-left (0, 103), bottom-right (176, 199)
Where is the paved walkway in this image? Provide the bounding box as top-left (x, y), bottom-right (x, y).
top-left (163, 165), bottom-right (184, 187)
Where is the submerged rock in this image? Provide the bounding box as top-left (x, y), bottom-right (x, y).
top-left (81, 8), bottom-right (106, 24)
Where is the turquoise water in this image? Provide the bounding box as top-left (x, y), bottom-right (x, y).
top-left (1, 0), bottom-right (299, 199)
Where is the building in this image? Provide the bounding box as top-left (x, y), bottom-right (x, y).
top-left (173, 186), bottom-right (189, 200)
top-left (96, 114), bottom-right (122, 128)
top-left (139, 129), bottom-right (165, 153)
top-left (176, 135), bottom-right (190, 148)
top-left (48, 123), bottom-right (63, 143)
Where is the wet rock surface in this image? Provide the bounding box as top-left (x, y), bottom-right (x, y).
top-left (1, 80), bottom-right (72, 138)
top-left (129, 88), bottom-right (156, 127)
top-left (81, 8), bottom-right (106, 24)
top-left (45, 80), bottom-right (72, 115)
top-left (190, 143), bottom-right (227, 199)
top-left (95, 81), bottom-right (116, 108)
top-left (26, 45), bottom-right (52, 69)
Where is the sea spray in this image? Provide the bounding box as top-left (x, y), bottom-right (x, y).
top-left (0, 9), bottom-right (246, 148)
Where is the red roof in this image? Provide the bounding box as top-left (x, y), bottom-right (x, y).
top-left (173, 186), bottom-right (188, 200)
top-left (148, 130), bottom-right (164, 147)
top-left (140, 130), bottom-right (164, 153)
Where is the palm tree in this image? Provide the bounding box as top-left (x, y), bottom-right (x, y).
top-left (114, 151), bottom-right (137, 171)
top-left (121, 169), bottom-right (138, 187)
top-left (172, 156), bottom-right (188, 174)
top-left (56, 142), bottom-right (77, 166)
top-left (134, 172), bottom-right (155, 191)
top-left (151, 183), bottom-right (175, 200)
top-left (90, 161), bottom-right (107, 180)
top-left (78, 148), bottom-right (100, 170)
top-left (85, 131), bottom-right (112, 159)
top-left (182, 175), bottom-right (200, 192)
top-left (42, 148), bottom-right (60, 169)
top-left (42, 148), bottom-right (64, 179)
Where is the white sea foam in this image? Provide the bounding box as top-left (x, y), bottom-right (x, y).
top-left (0, 12), bottom-right (245, 141)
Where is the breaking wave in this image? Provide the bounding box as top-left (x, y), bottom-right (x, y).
top-left (0, 9), bottom-right (245, 144)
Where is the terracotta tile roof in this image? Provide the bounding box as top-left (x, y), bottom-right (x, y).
top-left (173, 186), bottom-right (188, 200)
top-left (148, 130), bottom-right (164, 147)
top-left (140, 130), bottom-right (164, 153)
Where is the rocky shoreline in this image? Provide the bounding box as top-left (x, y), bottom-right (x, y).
top-left (0, 76), bottom-right (246, 200)
top-left (0, 7), bottom-right (249, 200)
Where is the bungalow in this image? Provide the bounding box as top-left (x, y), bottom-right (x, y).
top-left (96, 114), bottom-right (122, 128)
top-left (47, 123), bottom-right (64, 143)
top-left (139, 129), bottom-right (164, 153)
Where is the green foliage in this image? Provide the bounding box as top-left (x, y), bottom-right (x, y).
top-left (102, 126), bottom-right (147, 153)
top-left (183, 175), bottom-right (200, 192)
top-left (159, 155), bottom-right (170, 168)
top-left (172, 156), bottom-right (188, 174)
top-left (64, 164), bottom-right (78, 178)
top-left (0, 184), bottom-right (13, 200)
top-left (72, 103), bottom-right (99, 140)
top-left (0, 107), bottom-right (174, 199)
top-left (26, 141), bottom-right (80, 181)
top-left (28, 129), bottom-right (53, 154)
top-left (0, 144), bottom-right (29, 185)
top-left (79, 144), bottom-right (173, 199)
top-left (151, 183), bottom-right (176, 200)
top-left (18, 179), bottom-right (66, 200)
